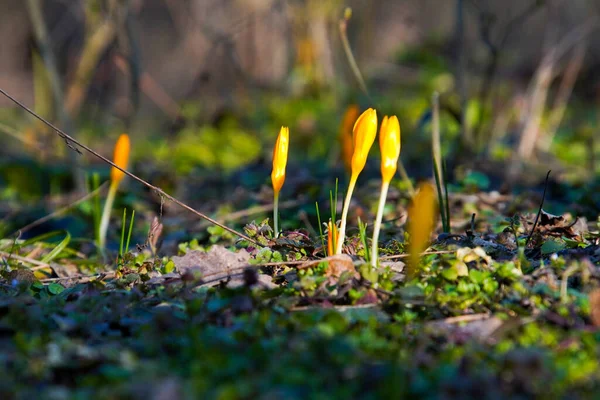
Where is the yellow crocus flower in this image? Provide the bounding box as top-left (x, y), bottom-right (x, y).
top-left (371, 116), bottom-right (401, 266)
top-left (350, 108), bottom-right (378, 177)
top-left (110, 134), bottom-right (130, 185)
top-left (271, 126), bottom-right (289, 236)
top-left (336, 108), bottom-right (378, 254)
top-left (99, 133), bottom-right (131, 253)
top-left (379, 116), bottom-right (401, 184)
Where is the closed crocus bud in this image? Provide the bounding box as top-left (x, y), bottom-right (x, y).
top-left (351, 108), bottom-right (378, 177)
top-left (110, 134), bottom-right (130, 185)
top-left (340, 105), bottom-right (360, 173)
top-left (327, 220), bottom-right (338, 257)
top-left (379, 116), bottom-right (401, 184)
top-left (271, 126), bottom-right (289, 196)
top-left (407, 182), bottom-right (438, 277)
top-left (371, 115), bottom-right (401, 267)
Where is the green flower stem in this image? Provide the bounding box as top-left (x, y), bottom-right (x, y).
top-left (99, 181), bottom-right (118, 252)
top-left (371, 181), bottom-right (390, 267)
top-left (273, 192), bottom-right (280, 237)
top-left (336, 175), bottom-right (357, 254)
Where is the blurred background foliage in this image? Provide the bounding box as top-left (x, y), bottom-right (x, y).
top-left (0, 0), bottom-right (599, 204)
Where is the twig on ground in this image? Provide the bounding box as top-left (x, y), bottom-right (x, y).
top-left (436, 313), bottom-right (491, 324)
top-left (380, 250), bottom-right (454, 260)
top-left (0, 250), bottom-right (51, 271)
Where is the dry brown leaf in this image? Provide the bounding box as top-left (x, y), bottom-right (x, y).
top-left (324, 254), bottom-right (359, 279)
top-left (171, 245), bottom-right (251, 282)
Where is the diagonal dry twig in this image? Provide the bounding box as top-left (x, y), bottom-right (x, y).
top-left (0, 88), bottom-right (259, 246)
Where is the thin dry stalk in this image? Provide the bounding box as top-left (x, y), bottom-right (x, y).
top-left (339, 9), bottom-right (370, 98)
top-left (114, 55), bottom-right (182, 120)
top-left (543, 43), bottom-right (587, 151)
top-left (64, 21), bottom-right (117, 116)
top-left (432, 93), bottom-right (443, 189)
top-left (455, 0), bottom-right (471, 146)
top-left (517, 19), bottom-right (598, 161)
top-left (26, 0), bottom-right (81, 188)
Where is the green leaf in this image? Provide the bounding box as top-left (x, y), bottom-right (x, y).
top-left (41, 231), bottom-right (71, 263)
top-left (47, 283), bottom-right (65, 295)
top-left (541, 239), bottom-right (566, 255)
top-left (469, 269), bottom-right (486, 284)
top-left (442, 268), bottom-right (458, 281)
top-left (463, 171), bottom-right (490, 190)
top-left (163, 260), bottom-right (175, 274)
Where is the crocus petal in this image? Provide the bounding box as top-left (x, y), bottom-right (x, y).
top-left (350, 108), bottom-right (378, 177)
top-left (111, 134), bottom-right (130, 185)
top-left (271, 126), bottom-right (289, 195)
top-left (327, 220), bottom-right (338, 257)
top-left (379, 115), bottom-right (401, 184)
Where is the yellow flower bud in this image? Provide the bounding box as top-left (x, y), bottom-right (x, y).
top-left (110, 134), bottom-right (130, 185)
top-left (340, 105), bottom-right (360, 173)
top-left (379, 115), bottom-right (401, 184)
top-left (351, 108), bottom-right (377, 177)
top-left (327, 220), bottom-right (338, 257)
top-left (407, 182), bottom-right (438, 276)
top-left (271, 126), bottom-right (289, 195)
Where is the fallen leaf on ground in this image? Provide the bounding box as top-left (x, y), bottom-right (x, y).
top-left (171, 245), bottom-right (251, 282)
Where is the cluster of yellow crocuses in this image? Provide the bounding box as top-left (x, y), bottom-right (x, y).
top-left (271, 107), bottom-right (405, 267)
top-left (100, 110), bottom-right (435, 270)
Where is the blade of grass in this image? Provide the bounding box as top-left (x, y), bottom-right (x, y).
top-left (125, 210), bottom-right (135, 254)
top-left (41, 231), bottom-right (71, 263)
top-left (120, 208), bottom-right (127, 257)
top-left (442, 158), bottom-right (451, 232)
top-left (358, 217), bottom-right (370, 262)
top-left (329, 178), bottom-right (339, 252)
top-left (315, 202), bottom-right (326, 257)
top-left (93, 173), bottom-right (101, 242)
top-left (433, 158), bottom-right (448, 233)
